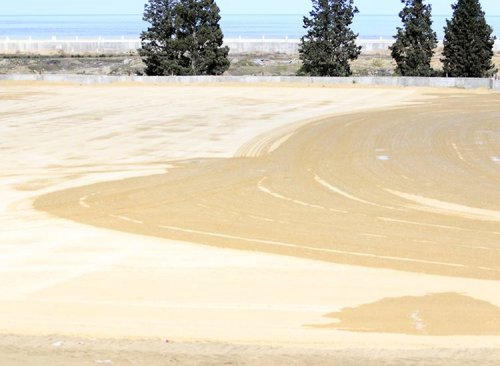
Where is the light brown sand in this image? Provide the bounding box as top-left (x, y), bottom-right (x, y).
top-left (1, 82), bottom-right (500, 364)
top-left (36, 92), bottom-right (500, 281)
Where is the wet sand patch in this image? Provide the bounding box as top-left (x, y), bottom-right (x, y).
top-left (317, 293), bottom-right (500, 336)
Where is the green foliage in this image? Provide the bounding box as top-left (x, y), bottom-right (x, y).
top-left (442, 0), bottom-right (497, 77)
top-left (140, 0), bottom-right (178, 75)
top-left (140, 0), bottom-right (230, 76)
top-left (299, 0), bottom-right (361, 77)
top-left (390, 0), bottom-right (437, 76)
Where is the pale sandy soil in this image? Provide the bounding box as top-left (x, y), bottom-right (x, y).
top-left (1, 81), bottom-right (500, 364)
top-left (2, 335), bottom-right (500, 366)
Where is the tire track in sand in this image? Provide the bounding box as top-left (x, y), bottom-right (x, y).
top-left (35, 92), bottom-right (500, 280)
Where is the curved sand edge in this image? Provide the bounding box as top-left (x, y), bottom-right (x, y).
top-left (1, 82), bottom-right (499, 352)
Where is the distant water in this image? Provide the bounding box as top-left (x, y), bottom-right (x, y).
top-left (0, 14), bottom-right (499, 40)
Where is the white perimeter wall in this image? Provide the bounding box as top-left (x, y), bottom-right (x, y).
top-left (1, 38), bottom-right (499, 56)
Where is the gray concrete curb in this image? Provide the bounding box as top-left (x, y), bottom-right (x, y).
top-left (0, 74), bottom-right (499, 90)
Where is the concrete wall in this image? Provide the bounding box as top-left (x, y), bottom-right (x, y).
top-left (225, 39), bottom-right (397, 54)
top-left (225, 39), bottom-right (300, 55)
top-left (1, 73), bottom-right (498, 90)
top-left (0, 39), bottom-right (141, 55)
top-left (2, 38), bottom-right (499, 56)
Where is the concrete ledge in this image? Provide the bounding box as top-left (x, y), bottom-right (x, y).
top-left (0, 74), bottom-right (498, 90)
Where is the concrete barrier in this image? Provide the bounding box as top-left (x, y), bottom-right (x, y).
top-left (0, 74), bottom-right (498, 90)
top-left (0, 39), bottom-right (141, 55)
top-left (225, 39), bottom-right (398, 54)
top-left (225, 39), bottom-right (300, 54)
top-left (2, 38), bottom-right (499, 56)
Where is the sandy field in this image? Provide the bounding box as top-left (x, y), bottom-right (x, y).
top-left (1, 81), bottom-right (499, 364)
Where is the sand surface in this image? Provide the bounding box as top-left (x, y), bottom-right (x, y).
top-left (1, 81), bottom-right (500, 364)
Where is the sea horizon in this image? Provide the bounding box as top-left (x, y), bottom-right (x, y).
top-left (0, 13), bottom-right (499, 41)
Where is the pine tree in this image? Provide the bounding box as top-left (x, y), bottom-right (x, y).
top-left (299, 0), bottom-right (362, 77)
top-left (140, 0), bottom-right (230, 76)
top-left (390, 0), bottom-right (437, 77)
top-left (442, 0), bottom-right (497, 77)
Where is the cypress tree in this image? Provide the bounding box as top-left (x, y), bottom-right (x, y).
top-left (390, 0), bottom-right (437, 76)
top-left (140, 0), bottom-right (180, 76)
top-left (442, 0), bottom-right (497, 77)
top-left (174, 0), bottom-right (230, 75)
top-left (140, 0), bottom-right (230, 76)
top-left (299, 0), bottom-right (362, 77)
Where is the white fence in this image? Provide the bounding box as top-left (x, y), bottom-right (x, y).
top-left (0, 38), bottom-right (141, 55)
top-left (2, 37), bottom-right (498, 56)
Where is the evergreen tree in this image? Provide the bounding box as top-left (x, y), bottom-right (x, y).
top-left (442, 0), bottom-right (497, 77)
top-left (140, 0), bottom-right (180, 76)
top-left (390, 0), bottom-right (437, 76)
top-left (140, 0), bottom-right (230, 76)
top-left (174, 0), bottom-right (230, 75)
top-left (299, 0), bottom-right (361, 77)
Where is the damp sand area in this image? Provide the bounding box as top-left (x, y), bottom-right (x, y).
top-left (1, 81), bottom-right (500, 364)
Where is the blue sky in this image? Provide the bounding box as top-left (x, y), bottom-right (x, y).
top-left (1, 0), bottom-right (499, 16)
